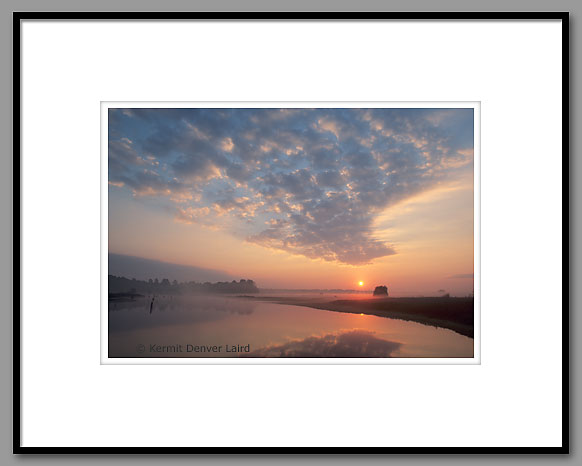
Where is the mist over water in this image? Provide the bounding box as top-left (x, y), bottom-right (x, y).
top-left (108, 295), bottom-right (473, 358)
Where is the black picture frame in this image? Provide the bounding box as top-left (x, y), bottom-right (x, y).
top-left (13, 10), bottom-right (570, 455)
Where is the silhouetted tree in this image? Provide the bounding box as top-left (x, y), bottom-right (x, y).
top-left (373, 285), bottom-right (388, 296)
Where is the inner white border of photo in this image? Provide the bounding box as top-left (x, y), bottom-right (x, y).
top-left (100, 101), bottom-right (481, 366)
top-left (21, 20), bottom-right (562, 447)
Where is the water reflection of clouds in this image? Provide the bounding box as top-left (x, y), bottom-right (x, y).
top-left (108, 295), bottom-right (256, 333)
top-left (244, 329), bottom-right (402, 358)
top-left (108, 300), bottom-right (473, 358)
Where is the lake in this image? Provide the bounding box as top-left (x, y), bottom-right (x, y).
top-left (108, 295), bottom-right (474, 358)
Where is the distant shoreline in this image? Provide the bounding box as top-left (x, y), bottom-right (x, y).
top-left (240, 296), bottom-right (474, 339)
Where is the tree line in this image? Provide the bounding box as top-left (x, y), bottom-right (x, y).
top-left (108, 275), bottom-right (259, 295)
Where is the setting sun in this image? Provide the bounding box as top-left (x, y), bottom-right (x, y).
top-left (358, 281), bottom-right (364, 287)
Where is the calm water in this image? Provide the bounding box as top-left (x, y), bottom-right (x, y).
top-left (108, 295), bottom-right (473, 358)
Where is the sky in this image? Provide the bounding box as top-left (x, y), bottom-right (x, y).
top-left (108, 107), bottom-right (474, 295)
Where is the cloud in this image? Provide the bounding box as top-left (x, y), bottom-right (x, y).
top-left (244, 329), bottom-right (402, 358)
top-left (316, 170), bottom-right (346, 188)
top-left (221, 137), bottom-right (234, 152)
top-left (109, 108), bottom-right (474, 265)
top-left (175, 206), bottom-right (211, 224)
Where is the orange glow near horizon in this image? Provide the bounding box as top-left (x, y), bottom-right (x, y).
top-left (109, 173), bottom-right (474, 295)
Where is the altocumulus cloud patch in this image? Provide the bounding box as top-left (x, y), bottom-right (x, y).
top-left (108, 108), bottom-right (474, 265)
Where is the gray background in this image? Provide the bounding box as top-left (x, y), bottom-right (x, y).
top-left (2, 0), bottom-right (578, 464)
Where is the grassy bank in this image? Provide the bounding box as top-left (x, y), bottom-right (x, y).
top-left (244, 296), bottom-right (474, 338)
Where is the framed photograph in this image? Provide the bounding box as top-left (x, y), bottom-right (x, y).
top-left (15, 12), bottom-right (568, 453)
top-left (103, 101), bottom-right (479, 364)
